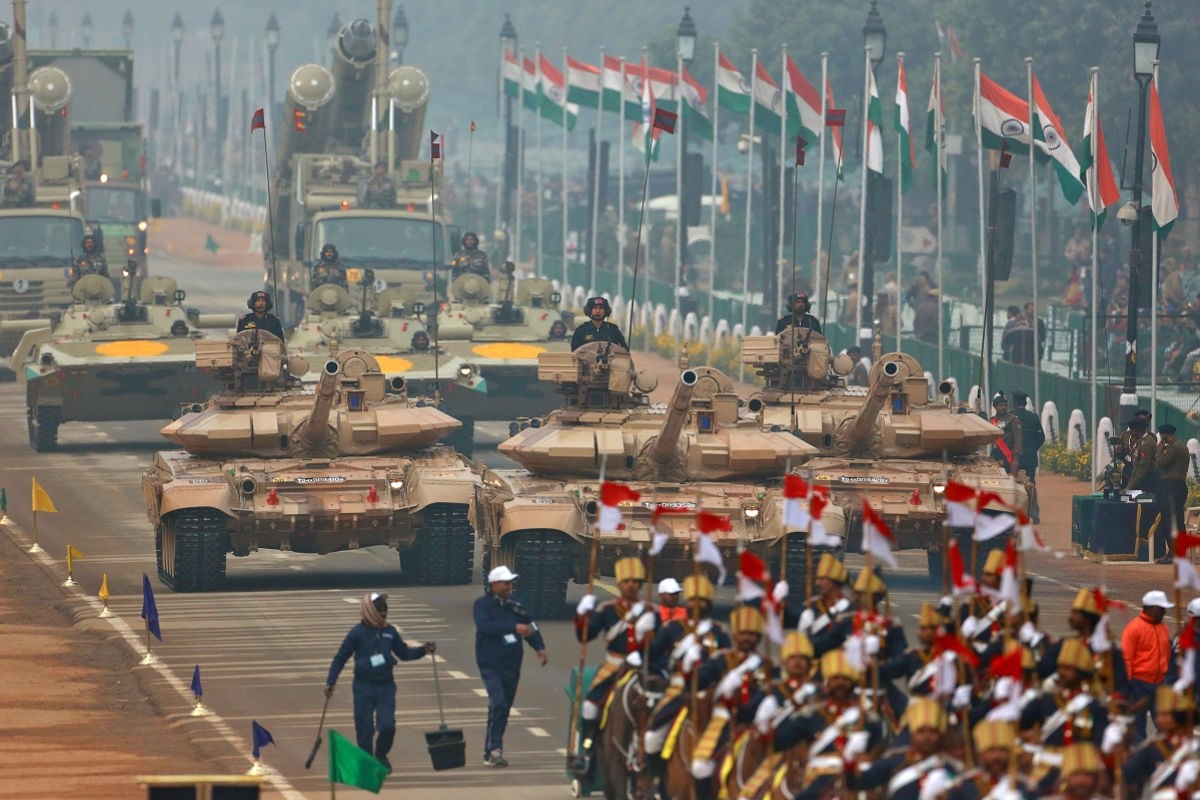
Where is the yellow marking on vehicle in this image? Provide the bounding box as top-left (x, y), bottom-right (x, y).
top-left (472, 342), bottom-right (545, 360)
top-left (346, 268), bottom-right (364, 283)
top-left (94, 340), bottom-right (170, 357)
top-left (375, 355), bottom-right (414, 372)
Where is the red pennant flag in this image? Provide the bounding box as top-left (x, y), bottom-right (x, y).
top-left (600, 481), bottom-right (641, 507)
top-left (948, 539), bottom-right (975, 594)
top-left (826, 109), bottom-right (846, 127)
top-left (987, 646), bottom-right (1023, 680)
top-left (249, 108), bottom-right (265, 132)
top-left (739, 550), bottom-right (768, 583)
top-left (934, 631), bottom-right (980, 668)
top-left (1176, 531), bottom-right (1200, 558)
top-left (999, 139), bottom-right (1012, 169)
top-left (697, 511), bottom-right (733, 534)
top-left (652, 106), bottom-right (678, 134)
top-left (784, 474), bottom-right (809, 499)
top-left (860, 500), bottom-right (897, 568)
top-left (430, 130), bottom-right (442, 160)
top-left (944, 481), bottom-right (978, 504)
top-left (795, 135), bottom-right (807, 166)
top-left (470, 120), bottom-right (477, 133)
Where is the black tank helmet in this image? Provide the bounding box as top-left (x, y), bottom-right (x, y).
top-left (82, 233), bottom-right (98, 249)
top-left (462, 231), bottom-right (478, 248)
top-left (320, 244), bottom-right (338, 261)
top-left (584, 296), bottom-right (612, 317)
top-left (788, 291), bottom-right (810, 312)
top-left (247, 290), bottom-right (273, 311)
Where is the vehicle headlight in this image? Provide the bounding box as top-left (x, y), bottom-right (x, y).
top-left (931, 482), bottom-right (946, 495)
top-left (458, 364), bottom-right (474, 378)
top-left (137, 220), bottom-right (148, 231)
top-left (744, 504), bottom-right (760, 519)
top-left (389, 479), bottom-right (404, 490)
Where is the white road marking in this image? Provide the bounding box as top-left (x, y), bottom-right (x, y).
top-left (527, 727), bottom-right (550, 737)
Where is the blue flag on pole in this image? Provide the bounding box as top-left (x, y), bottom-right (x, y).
top-left (252, 720), bottom-right (276, 759)
top-left (191, 665), bottom-right (203, 698)
top-left (141, 573), bottom-right (162, 641)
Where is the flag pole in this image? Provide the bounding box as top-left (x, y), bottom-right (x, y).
top-left (430, 131), bottom-right (441, 406)
top-left (256, 113), bottom-right (279, 307)
top-left (935, 53), bottom-right (945, 381)
top-left (740, 48), bottom-right (758, 350)
top-left (515, 47), bottom-right (525, 270)
top-left (30, 508), bottom-right (41, 553)
top-left (639, 46), bottom-right (652, 354)
top-left (534, 44), bottom-right (546, 282)
top-left (568, 455), bottom-right (606, 771)
top-left (562, 46), bottom-right (570, 294)
top-left (1026, 57), bottom-right (1040, 410)
top-left (675, 48), bottom-right (685, 366)
top-left (777, 45), bottom-right (789, 317)
top-left (973, 58), bottom-right (989, 409)
top-left (707, 45), bottom-right (720, 327)
top-left (895, 52), bottom-right (905, 354)
top-left (1151, 60), bottom-right (1161, 420)
top-left (617, 57), bottom-right (627, 305)
top-left (591, 45), bottom-right (605, 297)
top-left (815, 52), bottom-right (828, 309)
top-left (856, 45), bottom-right (870, 350)
top-left (466, 119), bottom-right (474, 231)
top-left (1088, 67), bottom-right (1099, 492)
top-left (626, 125), bottom-right (654, 336)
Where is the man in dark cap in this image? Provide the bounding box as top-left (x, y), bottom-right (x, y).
top-left (325, 593), bottom-right (436, 773)
top-left (362, 161), bottom-right (396, 208)
top-left (989, 393), bottom-right (1021, 476)
top-left (1155, 423), bottom-right (1190, 535)
top-left (1011, 390), bottom-right (1046, 521)
top-left (571, 297), bottom-right (627, 351)
top-left (451, 232), bottom-right (490, 280)
top-left (1118, 415), bottom-right (1157, 491)
top-left (775, 291), bottom-right (822, 334)
top-left (236, 291), bottom-right (286, 340)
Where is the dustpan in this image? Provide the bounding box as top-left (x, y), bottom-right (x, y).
top-left (424, 654), bottom-right (465, 771)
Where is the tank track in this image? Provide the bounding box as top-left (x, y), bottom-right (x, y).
top-left (505, 530), bottom-right (572, 620)
top-left (28, 405), bottom-right (61, 453)
top-left (155, 509), bottom-right (229, 592)
top-left (405, 503), bottom-right (475, 585)
top-left (779, 534), bottom-right (840, 618)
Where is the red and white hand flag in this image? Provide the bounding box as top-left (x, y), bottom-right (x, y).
top-left (944, 481), bottom-right (978, 527)
top-left (948, 539), bottom-right (976, 596)
top-left (783, 474), bottom-right (812, 529)
top-left (1176, 530), bottom-right (1200, 591)
top-left (997, 539), bottom-right (1020, 608)
top-left (649, 504), bottom-right (687, 556)
top-left (598, 481), bottom-right (640, 532)
top-left (934, 630), bottom-right (980, 668)
top-left (695, 512), bottom-right (731, 585)
top-left (973, 511), bottom-right (1015, 542)
top-left (738, 550), bottom-right (769, 602)
top-left (1175, 622), bottom-right (1196, 692)
top-left (1016, 511), bottom-right (1048, 552)
top-left (860, 501), bottom-right (897, 569)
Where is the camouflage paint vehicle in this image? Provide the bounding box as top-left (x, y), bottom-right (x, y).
top-left (141, 330), bottom-right (478, 591)
top-left (471, 343), bottom-right (842, 619)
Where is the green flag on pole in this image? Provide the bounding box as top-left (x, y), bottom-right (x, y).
top-left (329, 729), bottom-right (388, 793)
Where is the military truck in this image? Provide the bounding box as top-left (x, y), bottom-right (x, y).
top-left (471, 343), bottom-right (842, 618)
top-left (142, 330), bottom-right (479, 591)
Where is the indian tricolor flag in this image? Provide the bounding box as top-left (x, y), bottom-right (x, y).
top-left (502, 47), bottom-right (521, 99)
top-left (716, 52), bottom-right (751, 115)
top-left (753, 60), bottom-right (783, 132)
top-left (601, 55), bottom-right (629, 115)
top-left (976, 71), bottom-right (1030, 153)
top-left (894, 56), bottom-right (914, 192)
top-left (925, 67), bottom-right (947, 193)
top-left (681, 67), bottom-right (712, 141)
top-left (784, 55), bottom-right (821, 144)
top-left (1031, 73), bottom-right (1084, 204)
top-left (1079, 78), bottom-right (1119, 227)
top-left (1149, 72), bottom-right (1178, 239)
top-left (865, 66), bottom-right (884, 176)
top-left (522, 56), bottom-right (539, 112)
top-left (538, 54), bottom-right (577, 131)
top-left (566, 55), bottom-right (601, 109)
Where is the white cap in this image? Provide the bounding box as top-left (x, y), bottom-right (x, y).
top-left (1142, 590), bottom-right (1174, 609)
top-left (657, 578), bottom-right (682, 595)
top-left (1188, 598), bottom-right (1200, 618)
top-left (369, 592), bottom-right (388, 602)
top-left (487, 565), bottom-right (519, 583)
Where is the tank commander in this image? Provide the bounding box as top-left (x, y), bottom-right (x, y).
top-left (410, 330), bottom-right (431, 353)
top-left (69, 234), bottom-right (109, 285)
top-left (361, 161), bottom-right (397, 209)
top-left (775, 291), bottom-right (823, 335)
top-left (571, 297), bottom-right (627, 351)
top-left (311, 244), bottom-right (348, 289)
top-left (846, 345), bottom-right (869, 387)
top-left (548, 319), bottom-right (568, 341)
top-left (450, 232), bottom-right (490, 281)
top-left (237, 290), bottom-right (286, 341)
top-left (1, 161), bottom-right (35, 208)
top-left (988, 392), bottom-right (1022, 476)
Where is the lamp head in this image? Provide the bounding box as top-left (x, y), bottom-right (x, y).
top-left (863, 1), bottom-right (887, 69)
top-left (265, 13), bottom-right (280, 48)
top-left (393, 5), bottom-right (409, 48)
top-left (676, 6), bottom-right (698, 64)
top-left (499, 14), bottom-right (518, 52)
top-left (1132, 1), bottom-right (1161, 79)
top-left (170, 12), bottom-right (184, 44)
top-left (122, 10), bottom-right (135, 43)
top-left (210, 9), bottom-right (225, 43)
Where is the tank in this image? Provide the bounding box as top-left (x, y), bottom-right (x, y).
top-left (10, 267), bottom-right (231, 451)
top-left (743, 331), bottom-right (1031, 580)
top-left (471, 343), bottom-right (843, 619)
top-left (430, 265), bottom-right (573, 441)
top-left (286, 276), bottom-right (485, 451)
top-left (141, 329), bottom-right (480, 592)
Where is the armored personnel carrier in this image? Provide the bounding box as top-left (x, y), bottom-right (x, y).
top-left (432, 265), bottom-right (573, 439)
top-left (742, 331), bottom-right (1030, 580)
top-left (141, 329), bottom-right (478, 591)
top-left (472, 342), bottom-right (842, 619)
top-left (11, 267), bottom-right (231, 451)
top-left (286, 275), bottom-right (484, 450)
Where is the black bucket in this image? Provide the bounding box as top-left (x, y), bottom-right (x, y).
top-left (425, 725), bottom-right (465, 771)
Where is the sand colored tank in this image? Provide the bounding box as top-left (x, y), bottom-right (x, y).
top-left (142, 329), bottom-right (479, 591)
top-left (743, 332), bottom-right (1030, 581)
top-left (472, 342), bottom-right (843, 619)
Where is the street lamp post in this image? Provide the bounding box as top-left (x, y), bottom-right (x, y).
top-left (392, 6), bottom-right (409, 65)
top-left (266, 13), bottom-right (280, 130)
top-left (858, 0), bottom-right (886, 349)
top-left (499, 14), bottom-right (518, 261)
top-left (211, 9), bottom-right (225, 193)
top-left (676, 7), bottom-right (697, 330)
top-left (171, 14), bottom-right (184, 178)
top-left (48, 11), bottom-right (58, 49)
top-left (81, 13), bottom-right (94, 49)
top-left (122, 10), bottom-right (135, 48)
top-left (1121, 1), bottom-right (1161, 411)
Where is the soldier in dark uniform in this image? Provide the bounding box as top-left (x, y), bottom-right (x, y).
top-left (775, 291), bottom-right (823, 335)
top-left (361, 161), bottom-right (396, 208)
top-left (846, 345), bottom-right (870, 387)
top-left (946, 720), bottom-right (1034, 800)
top-left (879, 602), bottom-right (946, 718)
top-left (473, 565), bottom-right (547, 768)
top-left (989, 393), bottom-right (1022, 476)
top-left (450, 232), bottom-right (490, 281)
top-left (1155, 423), bottom-right (1190, 535)
top-left (1115, 413), bottom-right (1156, 490)
top-left (1036, 588), bottom-right (1129, 698)
top-left (1046, 743), bottom-right (1108, 800)
top-left (1020, 639), bottom-right (1108, 750)
top-left (237, 291), bottom-right (286, 340)
top-left (69, 235), bottom-right (109, 286)
top-left (854, 698), bottom-right (957, 800)
top-left (798, 552), bottom-right (854, 657)
top-left (1011, 390), bottom-right (1045, 521)
top-left (570, 297), bottom-right (628, 351)
top-left (311, 244), bottom-right (349, 289)
top-left (1, 161), bottom-right (35, 208)
top-left (1121, 685), bottom-right (1196, 798)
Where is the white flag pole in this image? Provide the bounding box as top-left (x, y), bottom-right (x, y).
top-left (562, 46), bottom-right (570, 292)
top-left (777, 44), bottom-right (789, 312)
top-left (708, 45), bottom-right (720, 326)
top-left (1026, 57), bottom-right (1040, 409)
top-left (974, 57), bottom-right (989, 408)
top-left (815, 52), bottom-right (828, 313)
top-left (617, 58), bottom-right (627, 303)
top-left (856, 46), bottom-right (870, 348)
top-left (935, 52), bottom-right (945, 380)
top-left (590, 45), bottom-right (605, 295)
top-left (1089, 67), bottom-right (1099, 493)
top-left (1151, 60), bottom-right (1161, 419)
top-left (741, 49), bottom-right (757, 342)
top-left (675, 49), bottom-right (685, 365)
top-left (534, 44), bottom-right (545, 281)
top-left (514, 46), bottom-right (525, 270)
top-left (896, 51), bottom-right (905, 354)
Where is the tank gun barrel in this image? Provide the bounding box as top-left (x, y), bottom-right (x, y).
top-left (649, 370), bottom-right (698, 467)
top-left (843, 358), bottom-right (909, 454)
top-left (298, 359), bottom-right (341, 449)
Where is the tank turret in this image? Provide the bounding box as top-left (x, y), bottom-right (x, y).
top-left (647, 368), bottom-right (698, 469)
top-left (837, 357), bottom-right (910, 456)
top-left (297, 359), bottom-right (340, 449)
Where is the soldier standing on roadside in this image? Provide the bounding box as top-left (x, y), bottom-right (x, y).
top-left (989, 393), bottom-right (1022, 476)
top-left (1011, 390), bottom-right (1045, 522)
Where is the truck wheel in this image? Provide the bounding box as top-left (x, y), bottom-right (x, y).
top-left (29, 405), bottom-right (61, 452)
top-left (406, 503), bottom-right (475, 585)
top-left (157, 509), bottom-right (229, 592)
top-left (503, 530), bottom-right (571, 620)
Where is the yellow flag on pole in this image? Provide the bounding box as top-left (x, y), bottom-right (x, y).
top-left (32, 478), bottom-right (57, 513)
top-left (99, 573), bottom-right (109, 602)
top-left (66, 545), bottom-right (84, 572)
